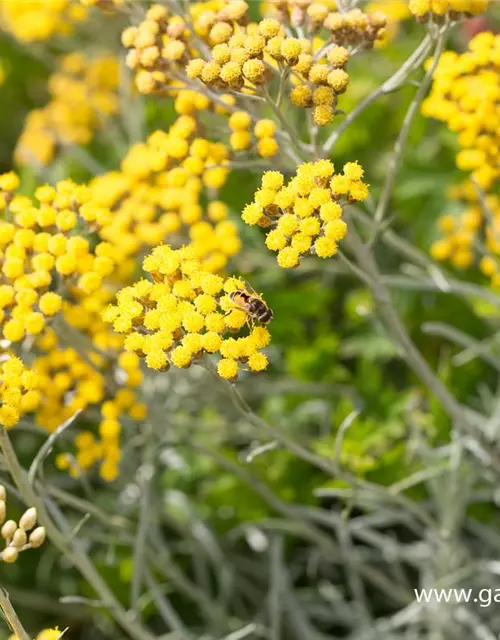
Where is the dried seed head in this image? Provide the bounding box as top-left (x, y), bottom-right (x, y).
top-left (0, 485), bottom-right (6, 501)
top-left (1, 546), bottom-right (19, 563)
top-left (12, 528), bottom-right (27, 549)
top-left (29, 526), bottom-right (46, 548)
top-left (1, 520), bottom-right (17, 540)
top-left (19, 507), bottom-right (37, 531)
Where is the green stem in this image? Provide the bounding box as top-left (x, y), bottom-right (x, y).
top-left (373, 27), bottom-right (449, 228)
top-left (323, 33), bottom-right (433, 153)
top-left (262, 86), bottom-right (308, 164)
top-left (0, 587), bottom-right (31, 640)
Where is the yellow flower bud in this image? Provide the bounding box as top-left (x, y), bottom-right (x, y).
top-left (19, 507), bottom-right (37, 531)
top-left (29, 526), bottom-right (46, 548)
top-left (1, 546), bottom-right (19, 563)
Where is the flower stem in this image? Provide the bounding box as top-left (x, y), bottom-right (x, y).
top-left (323, 33), bottom-right (433, 153)
top-left (372, 27), bottom-right (449, 229)
top-left (0, 587), bottom-right (31, 640)
top-left (262, 86), bottom-right (309, 164)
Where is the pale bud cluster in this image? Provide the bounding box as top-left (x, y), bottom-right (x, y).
top-left (324, 9), bottom-right (387, 48)
top-left (267, 2), bottom-right (387, 48)
top-left (0, 486), bottom-right (46, 564)
top-left (122, 4), bottom-right (191, 95)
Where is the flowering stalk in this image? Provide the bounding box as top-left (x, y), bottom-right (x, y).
top-left (323, 32), bottom-right (434, 152)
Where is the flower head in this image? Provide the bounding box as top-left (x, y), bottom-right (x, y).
top-left (104, 245), bottom-right (272, 380)
top-left (0, 173), bottom-right (119, 344)
top-left (241, 160), bottom-right (368, 267)
top-left (409, 0), bottom-right (489, 20)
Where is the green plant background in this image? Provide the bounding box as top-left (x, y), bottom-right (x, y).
top-left (1, 4), bottom-right (500, 639)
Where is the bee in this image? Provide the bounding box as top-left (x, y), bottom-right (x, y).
top-left (229, 283), bottom-right (273, 325)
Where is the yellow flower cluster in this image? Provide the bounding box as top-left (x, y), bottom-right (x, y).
top-left (0, 166), bottom-right (153, 482)
top-left (431, 181), bottom-right (500, 284)
top-left (36, 301), bottom-right (146, 482)
top-left (229, 113), bottom-right (279, 158)
top-left (186, 9), bottom-right (364, 126)
top-left (90, 116), bottom-right (239, 275)
top-left (123, 1), bottom-right (260, 96)
top-left (186, 16), bottom-right (276, 91)
top-left (0, 171), bottom-right (150, 481)
top-left (123, 1), bottom-right (383, 128)
top-left (123, 3), bottom-right (192, 94)
top-left (10, 629), bottom-right (62, 640)
top-left (422, 33), bottom-right (500, 191)
top-left (104, 245), bottom-right (272, 381)
top-left (289, 42), bottom-right (350, 126)
top-left (16, 52), bottom-right (120, 167)
top-left (0, 356), bottom-right (40, 429)
top-left (37, 343), bottom-right (144, 483)
top-left (431, 186), bottom-right (480, 270)
top-left (0, 496), bottom-right (46, 565)
top-left (241, 160), bottom-right (368, 268)
top-left (0, 172), bottom-right (119, 344)
top-left (69, 384), bottom-right (146, 482)
top-left (33, 342), bottom-right (100, 424)
top-left (0, 0), bottom-right (87, 43)
top-left (409, 0), bottom-right (489, 20)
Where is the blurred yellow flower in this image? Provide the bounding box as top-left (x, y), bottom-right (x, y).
top-left (367, 0), bottom-right (410, 46)
top-left (409, 0), bottom-right (489, 19)
top-left (9, 627), bottom-right (63, 640)
top-left (15, 53), bottom-right (119, 168)
top-left (0, 0), bottom-right (87, 43)
top-left (423, 32), bottom-right (500, 190)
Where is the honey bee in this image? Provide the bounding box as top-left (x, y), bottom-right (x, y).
top-left (229, 283), bottom-right (273, 325)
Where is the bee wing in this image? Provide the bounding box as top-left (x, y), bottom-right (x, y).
top-left (242, 279), bottom-right (261, 298)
